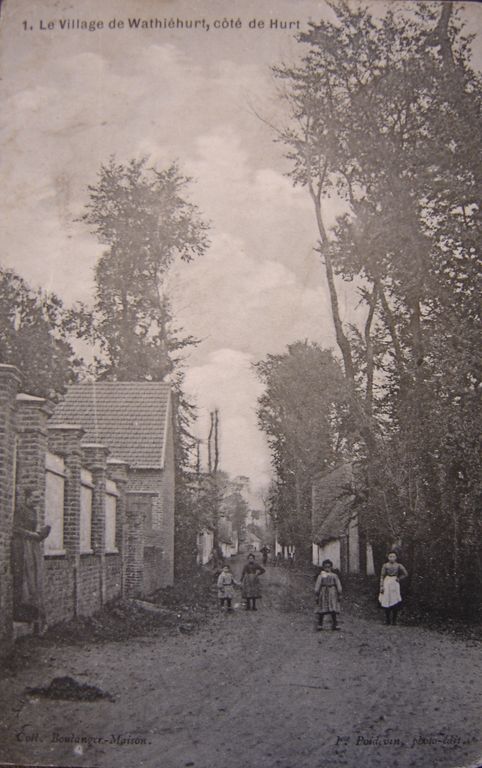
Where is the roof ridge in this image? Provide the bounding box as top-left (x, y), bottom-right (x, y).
top-left (65, 380), bottom-right (171, 386)
top-left (50, 381), bottom-right (172, 469)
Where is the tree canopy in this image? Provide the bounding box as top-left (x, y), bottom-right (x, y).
top-left (255, 341), bottom-right (348, 555)
top-left (0, 267), bottom-right (87, 398)
top-left (82, 157), bottom-right (209, 381)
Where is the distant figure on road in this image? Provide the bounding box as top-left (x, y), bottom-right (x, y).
top-left (315, 559), bottom-right (342, 631)
top-left (379, 551), bottom-right (408, 625)
top-left (217, 565), bottom-right (238, 613)
top-left (275, 551), bottom-right (283, 567)
top-left (241, 554), bottom-right (265, 611)
top-left (260, 545), bottom-right (270, 566)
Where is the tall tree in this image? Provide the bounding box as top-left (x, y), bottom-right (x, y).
top-left (255, 341), bottom-right (348, 560)
top-left (82, 157), bottom-right (210, 570)
top-left (82, 156), bottom-right (209, 381)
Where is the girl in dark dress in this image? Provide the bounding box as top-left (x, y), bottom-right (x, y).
top-left (314, 559), bottom-right (342, 630)
top-left (241, 554), bottom-right (265, 610)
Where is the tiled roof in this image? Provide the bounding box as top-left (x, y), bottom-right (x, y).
top-left (50, 382), bottom-right (171, 469)
top-left (312, 464), bottom-right (355, 543)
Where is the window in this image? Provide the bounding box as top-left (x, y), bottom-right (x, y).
top-left (44, 452), bottom-right (65, 554)
top-left (80, 469), bottom-right (93, 553)
top-left (105, 479), bottom-right (118, 553)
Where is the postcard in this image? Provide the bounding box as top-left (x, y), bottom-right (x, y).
top-left (0, 1), bottom-right (480, 767)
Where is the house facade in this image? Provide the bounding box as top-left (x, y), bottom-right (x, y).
top-left (50, 381), bottom-right (175, 593)
top-left (0, 367), bottom-right (175, 656)
top-left (196, 529), bottom-right (214, 566)
top-left (312, 463), bottom-right (375, 576)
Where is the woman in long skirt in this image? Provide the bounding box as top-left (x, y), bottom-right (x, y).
top-left (315, 559), bottom-right (342, 630)
top-left (12, 492), bottom-right (51, 634)
top-left (379, 551), bottom-right (408, 625)
top-left (241, 554), bottom-right (265, 611)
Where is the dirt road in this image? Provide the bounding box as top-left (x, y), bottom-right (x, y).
top-left (0, 559), bottom-right (480, 768)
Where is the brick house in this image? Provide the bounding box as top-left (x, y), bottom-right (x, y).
top-left (0, 367), bottom-right (175, 656)
top-left (50, 381), bottom-right (175, 593)
top-left (312, 464), bottom-right (375, 576)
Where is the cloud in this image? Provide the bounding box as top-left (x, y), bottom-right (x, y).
top-left (0, 7), bottom-right (359, 497)
top-left (170, 227), bottom-right (337, 363)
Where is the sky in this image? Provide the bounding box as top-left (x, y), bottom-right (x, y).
top-left (1, 0), bottom-right (480, 494)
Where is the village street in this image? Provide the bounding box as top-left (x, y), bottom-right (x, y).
top-left (0, 559), bottom-right (480, 768)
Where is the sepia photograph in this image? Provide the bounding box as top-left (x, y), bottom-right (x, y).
top-left (0, 1), bottom-right (480, 767)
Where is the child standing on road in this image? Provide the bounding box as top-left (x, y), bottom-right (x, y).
top-left (315, 560), bottom-right (342, 631)
top-left (241, 554), bottom-right (265, 610)
top-left (217, 565), bottom-right (238, 612)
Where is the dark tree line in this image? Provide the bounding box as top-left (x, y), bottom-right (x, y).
top-left (259, 1), bottom-right (481, 620)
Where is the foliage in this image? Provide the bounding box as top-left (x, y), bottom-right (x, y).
top-left (0, 267), bottom-right (88, 397)
top-left (219, 477), bottom-right (249, 542)
top-left (82, 156), bottom-right (209, 381)
top-left (255, 341), bottom-right (348, 558)
top-left (272, 1), bottom-right (481, 617)
top-left (175, 469), bottom-right (250, 571)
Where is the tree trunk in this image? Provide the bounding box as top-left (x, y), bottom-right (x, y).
top-left (364, 284), bottom-right (378, 414)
